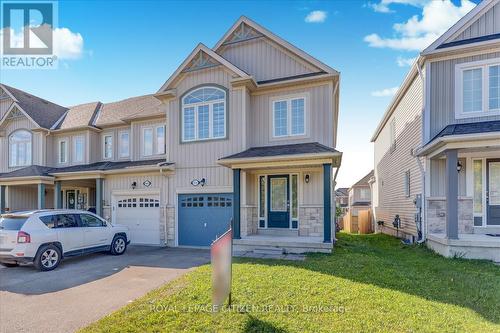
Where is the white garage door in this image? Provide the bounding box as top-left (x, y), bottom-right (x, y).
top-left (115, 195), bottom-right (161, 245)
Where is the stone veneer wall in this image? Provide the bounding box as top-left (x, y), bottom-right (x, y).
top-left (166, 207), bottom-right (175, 246)
top-left (241, 206), bottom-right (258, 236)
top-left (426, 198), bottom-right (473, 234)
top-left (299, 207), bottom-right (324, 237)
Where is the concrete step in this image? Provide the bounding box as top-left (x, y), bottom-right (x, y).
top-left (474, 226), bottom-right (500, 234)
top-left (257, 228), bottom-right (299, 237)
top-left (253, 247), bottom-right (284, 255)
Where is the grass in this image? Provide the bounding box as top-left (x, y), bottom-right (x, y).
top-left (81, 233), bottom-right (500, 333)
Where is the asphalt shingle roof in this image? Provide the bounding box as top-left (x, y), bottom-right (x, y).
top-left (57, 102), bottom-right (101, 129)
top-left (220, 142), bottom-right (339, 160)
top-left (431, 120), bottom-right (500, 143)
top-left (353, 170), bottom-right (374, 187)
top-left (2, 84), bottom-right (68, 129)
top-left (95, 95), bottom-right (163, 127)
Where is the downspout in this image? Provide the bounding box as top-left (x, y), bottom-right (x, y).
top-left (415, 61), bottom-right (426, 244)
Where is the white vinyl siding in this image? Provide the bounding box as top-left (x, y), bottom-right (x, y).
top-left (119, 131), bottom-right (130, 158)
top-left (272, 96), bottom-right (306, 138)
top-left (455, 58), bottom-right (500, 119)
top-left (73, 135), bottom-right (84, 163)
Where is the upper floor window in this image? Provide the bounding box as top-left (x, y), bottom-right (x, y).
top-left (456, 58), bottom-right (500, 118)
top-left (9, 130), bottom-right (32, 167)
top-left (103, 134), bottom-right (113, 159)
top-left (181, 86), bottom-right (226, 142)
top-left (272, 96), bottom-right (306, 138)
top-left (119, 131), bottom-right (130, 158)
top-left (142, 125), bottom-right (166, 156)
top-left (73, 136), bottom-right (84, 163)
top-left (59, 138), bottom-right (68, 164)
top-left (359, 188), bottom-right (371, 201)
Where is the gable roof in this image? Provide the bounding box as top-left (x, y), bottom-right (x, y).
top-left (219, 142), bottom-right (340, 160)
top-left (214, 16), bottom-right (338, 75)
top-left (94, 94), bottom-right (163, 127)
top-left (335, 187), bottom-right (349, 196)
top-left (352, 170), bottom-right (374, 187)
top-left (422, 0), bottom-right (496, 55)
top-left (157, 43), bottom-right (251, 93)
top-left (55, 102), bottom-right (101, 130)
top-left (1, 84), bottom-right (68, 129)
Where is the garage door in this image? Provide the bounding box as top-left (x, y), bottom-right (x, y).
top-left (178, 193), bottom-right (233, 247)
top-left (115, 195), bottom-right (161, 245)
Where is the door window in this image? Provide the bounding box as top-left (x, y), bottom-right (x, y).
top-left (489, 162), bottom-right (500, 205)
top-left (270, 178), bottom-right (287, 211)
top-left (54, 214), bottom-right (79, 228)
top-left (80, 214), bottom-right (105, 227)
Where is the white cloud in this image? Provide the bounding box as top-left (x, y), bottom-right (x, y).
top-left (368, 0), bottom-right (427, 13)
top-left (364, 0), bottom-right (476, 51)
top-left (371, 86), bottom-right (399, 97)
top-left (396, 56), bottom-right (416, 67)
top-left (305, 10), bottom-right (328, 23)
top-left (0, 26), bottom-right (84, 59)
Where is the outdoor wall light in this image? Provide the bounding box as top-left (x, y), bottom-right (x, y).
top-left (457, 161), bottom-right (462, 173)
top-left (131, 181), bottom-right (137, 189)
top-left (191, 178), bottom-right (206, 187)
top-left (304, 174), bottom-right (310, 184)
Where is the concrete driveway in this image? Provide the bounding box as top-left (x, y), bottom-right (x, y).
top-left (0, 246), bottom-right (210, 333)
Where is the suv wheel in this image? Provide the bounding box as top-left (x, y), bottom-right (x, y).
top-left (34, 245), bottom-right (61, 271)
top-left (110, 235), bottom-right (127, 255)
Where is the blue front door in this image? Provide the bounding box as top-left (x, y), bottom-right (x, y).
top-left (178, 193), bottom-right (233, 246)
top-left (267, 175), bottom-right (290, 228)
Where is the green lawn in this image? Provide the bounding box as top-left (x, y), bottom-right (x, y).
top-left (82, 233), bottom-right (500, 333)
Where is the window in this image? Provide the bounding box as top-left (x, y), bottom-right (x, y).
top-left (272, 96), bottom-right (306, 137)
top-left (59, 139), bottom-right (68, 164)
top-left (119, 131), bottom-right (130, 158)
top-left (291, 174), bottom-right (298, 229)
top-left (39, 215), bottom-right (56, 229)
top-left (360, 188), bottom-right (371, 200)
top-left (0, 217), bottom-right (28, 230)
top-left (404, 170), bottom-right (411, 198)
top-left (143, 128), bottom-right (153, 156)
top-left (181, 86), bottom-right (226, 142)
top-left (103, 134), bottom-right (113, 159)
top-left (80, 214), bottom-right (105, 227)
top-left (156, 126), bottom-right (166, 154)
top-left (473, 159), bottom-right (483, 227)
top-left (390, 118), bottom-right (396, 152)
top-left (73, 136), bottom-right (84, 163)
top-left (54, 214), bottom-right (79, 228)
top-left (9, 130), bottom-right (32, 167)
top-left (456, 58), bottom-right (500, 118)
top-left (258, 176), bottom-right (266, 228)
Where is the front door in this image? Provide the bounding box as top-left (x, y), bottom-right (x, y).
top-left (66, 191), bottom-right (76, 209)
top-left (487, 159), bottom-right (500, 225)
top-left (267, 175), bottom-right (290, 228)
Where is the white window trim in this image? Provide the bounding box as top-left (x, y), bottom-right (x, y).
top-left (8, 129), bottom-right (32, 168)
top-left (181, 87), bottom-right (227, 143)
top-left (270, 93), bottom-right (309, 140)
top-left (58, 138), bottom-right (69, 165)
top-left (155, 125), bottom-right (166, 155)
top-left (118, 130), bottom-right (130, 159)
top-left (142, 127), bottom-right (154, 157)
top-left (455, 57), bottom-right (500, 119)
top-left (73, 135), bottom-right (85, 164)
top-left (102, 133), bottom-right (113, 160)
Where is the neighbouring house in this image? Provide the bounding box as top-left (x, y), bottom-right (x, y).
top-left (0, 16), bottom-right (342, 253)
top-left (347, 170), bottom-right (373, 218)
top-left (335, 187), bottom-right (349, 215)
top-left (371, 0), bottom-right (500, 262)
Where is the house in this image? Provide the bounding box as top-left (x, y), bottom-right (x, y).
top-left (347, 170), bottom-right (373, 218)
top-left (0, 16), bottom-right (342, 253)
top-left (335, 187), bottom-right (349, 215)
top-left (371, 0), bottom-right (500, 262)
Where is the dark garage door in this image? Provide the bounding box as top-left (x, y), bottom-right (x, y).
top-left (178, 193), bottom-right (233, 246)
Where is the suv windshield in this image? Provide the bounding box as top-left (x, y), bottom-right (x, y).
top-left (0, 217), bottom-right (28, 230)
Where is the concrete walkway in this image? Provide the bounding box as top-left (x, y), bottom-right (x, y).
top-left (0, 246), bottom-right (209, 333)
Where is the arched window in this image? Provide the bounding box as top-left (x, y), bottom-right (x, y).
top-left (181, 86), bottom-right (226, 142)
top-left (9, 130), bottom-right (32, 167)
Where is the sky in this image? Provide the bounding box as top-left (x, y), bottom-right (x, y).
top-left (0, 0), bottom-right (479, 188)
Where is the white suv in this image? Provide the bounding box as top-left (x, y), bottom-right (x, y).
top-left (0, 210), bottom-right (130, 271)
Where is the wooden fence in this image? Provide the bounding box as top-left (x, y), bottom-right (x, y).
top-left (341, 209), bottom-right (372, 234)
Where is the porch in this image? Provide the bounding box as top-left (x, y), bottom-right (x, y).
top-left (219, 142), bottom-right (342, 254)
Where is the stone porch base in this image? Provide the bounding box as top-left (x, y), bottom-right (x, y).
top-left (427, 233), bottom-right (500, 263)
top-left (233, 235), bottom-right (332, 254)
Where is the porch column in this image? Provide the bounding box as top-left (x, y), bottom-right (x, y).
top-left (0, 185), bottom-right (6, 214)
top-left (323, 163), bottom-right (332, 243)
top-left (54, 181), bottom-right (62, 209)
top-left (37, 183), bottom-right (45, 210)
top-left (96, 178), bottom-right (103, 217)
top-left (445, 149), bottom-right (459, 239)
top-left (233, 168), bottom-right (241, 239)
